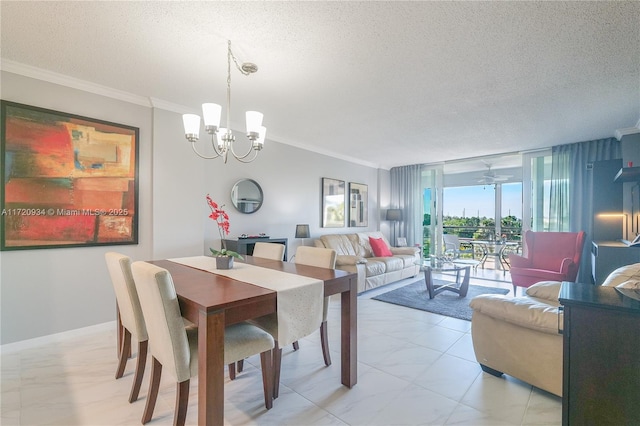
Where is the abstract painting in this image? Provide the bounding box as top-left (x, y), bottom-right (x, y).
top-left (321, 178), bottom-right (345, 228)
top-left (1, 101), bottom-right (139, 250)
top-left (348, 182), bottom-right (368, 227)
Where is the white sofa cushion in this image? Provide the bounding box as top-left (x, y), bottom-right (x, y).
top-left (525, 280), bottom-right (562, 301)
top-left (602, 262), bottom-right (640, 287)
top-left (616, 280), bottom-right (640, 289)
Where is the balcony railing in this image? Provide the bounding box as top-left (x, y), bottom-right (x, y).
top-left (442, 226), bottom-right (522, 242)
top-left (422, 226), bottom-right (522, 259)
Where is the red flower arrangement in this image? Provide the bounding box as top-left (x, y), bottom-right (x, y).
top-left (206, 194), bottom-right (243, 259)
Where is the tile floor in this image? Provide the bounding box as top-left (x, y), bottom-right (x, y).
top-left (1, 267), bottom-right (561, 425)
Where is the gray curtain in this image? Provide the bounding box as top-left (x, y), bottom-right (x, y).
top-left (549, 137), bottom-right (621, 282)
top-left (390, 164), bottom-right (423, 247)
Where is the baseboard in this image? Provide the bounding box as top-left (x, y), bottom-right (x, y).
top-left (1, 321), bottom-right (116, 355)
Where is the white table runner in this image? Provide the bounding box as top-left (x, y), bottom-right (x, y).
top-left (168, 256), bottom-right (323, 346)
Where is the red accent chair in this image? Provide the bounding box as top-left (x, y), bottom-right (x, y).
top-left (509, 230), bottom-right (586, 295)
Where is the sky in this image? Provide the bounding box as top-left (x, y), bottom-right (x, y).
top-left (427, 183), bottom-right (523, 219)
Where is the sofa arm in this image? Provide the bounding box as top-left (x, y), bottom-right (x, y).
top-left (470, 294), bottom-right (562, 335)
top-left (336, 255), bottom-right (367, 267)
top-left (390, 247), bottom-right (420, 256)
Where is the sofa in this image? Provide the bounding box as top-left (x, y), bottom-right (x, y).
top-left (314, 231), bottom-right (420, 293)
top-left (469, 262), bottom-right (640, 397)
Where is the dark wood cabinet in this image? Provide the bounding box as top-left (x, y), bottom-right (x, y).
top-left (559, 282), bottom-right (640, 425)
top-left (223, 237), bottom-right (288, 260)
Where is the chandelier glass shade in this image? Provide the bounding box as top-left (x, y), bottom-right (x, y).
top-left (182, 40), bottom-right (266, 163)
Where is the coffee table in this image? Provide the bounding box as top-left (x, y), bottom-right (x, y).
top-left (422, 261), bottom-right (471, 299)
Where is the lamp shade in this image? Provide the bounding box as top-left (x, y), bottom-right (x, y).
top-left (255, 126), bottom-right (267, 147)
top-left (246, 111), bottom-right (264, 135)
top-left (386, 209), bottom-right (402, 221)
top-left (295, 224), bottom-right (310, 239)
top-left (182, 114), bottom-right (201, 139)
top-left (202, 103), bottom-right (222, 128)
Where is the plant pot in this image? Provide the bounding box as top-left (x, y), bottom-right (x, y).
top-left (216, 256), bottom-right (233, 270)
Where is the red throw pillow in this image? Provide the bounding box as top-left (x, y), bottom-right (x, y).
top-left (369, 237), bottom-right (393, 257)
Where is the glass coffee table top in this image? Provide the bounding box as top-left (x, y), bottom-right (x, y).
top-left (422, 257), bottom-right (472, 299)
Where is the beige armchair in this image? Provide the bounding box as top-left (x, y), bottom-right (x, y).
top-left (469, 262), bottom-right (640, 397)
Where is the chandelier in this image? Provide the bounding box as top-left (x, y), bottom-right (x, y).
top-left (182, 40), bottom-right (266, 163)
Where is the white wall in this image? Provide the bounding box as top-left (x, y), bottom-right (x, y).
top-left (0, 71), bottom-right (387, 344)
top-left (0, 71), bottom-right (154, 344)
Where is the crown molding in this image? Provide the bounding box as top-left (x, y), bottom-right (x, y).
top-left (1, 60), bottom-right (384, 169)
top-left (267, 131), bottom-right (383, 170)
top-left (615, 126), bottom-right (640, 140)
top-left (1, 59), bottom-right (151, 107)
top-left (149, 97), bottom-right (198, 115)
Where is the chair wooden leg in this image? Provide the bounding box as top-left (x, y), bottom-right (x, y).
top-left (229, 359), bottom-right (245, 380)
top-left (142, 357), bottom-right (162, 424)
top-left (320, 321), bottom-right (332, 366)
top-left (115, 328), bottom-right (131, 379)
top-left (174, 379), bottom-right (190, 426)
top-left (228, 362), bottom-right (236, 380)
top-left (272, 343), bottom-right (282, 399)
top-left (259, 350), bottom-right (273, 409)
top-left (292, 341), bottom-right (299, 351)
top-left (129, 339), bottom-right (148, 402)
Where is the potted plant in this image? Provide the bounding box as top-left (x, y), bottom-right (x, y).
top-left (206, 194), bottom-right (243, 269)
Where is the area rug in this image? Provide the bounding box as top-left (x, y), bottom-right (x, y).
top-left (372, 279), bottom-right (509, 321)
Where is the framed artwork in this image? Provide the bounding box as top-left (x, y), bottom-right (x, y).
top-left (1, 101), bottom-right (139, 250)
top-left (348, 182), bottom-right (368, 227)
top-left (321, 178), bottom-right (345, 228)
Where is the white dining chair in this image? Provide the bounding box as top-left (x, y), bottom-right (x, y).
top-left (104, 252), bottom-right (148, 403)
top-left (131, 261), bottom-right (276, 425)
top-left (294, 246), bottom-right (337, 366)
top-left (229, 241), bottom-right (287, 380)
top-left (250, 246), bottom-right (337, 398)
top-left (252, 242), bottom-right (285, 261)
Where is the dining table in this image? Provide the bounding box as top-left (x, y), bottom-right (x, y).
top-left (468, 240), bottom-right (521, 270)
top-left (145, 255), bottom-right (358, 426)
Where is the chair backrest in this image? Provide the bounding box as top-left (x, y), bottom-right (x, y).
top-left (105, 252), bottom-right (147, 341)
top-left (524, 230), bottom-right (586, 277)
top-left (252, 242), bottom-right (285, 261)
top-left (295, 246), bottom-right (337, 269)
top-left (443, 234), bottom-right (460, 251)
top-left (131, 261), bottom-right (192, 383)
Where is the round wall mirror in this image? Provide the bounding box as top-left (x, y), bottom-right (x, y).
top-left (231, 179), bottom-right (263, 214)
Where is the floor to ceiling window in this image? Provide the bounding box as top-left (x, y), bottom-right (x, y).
top-left (442, 182), bottom-right (522, 241)
top-left (422, 154), bottom-right (524, 256)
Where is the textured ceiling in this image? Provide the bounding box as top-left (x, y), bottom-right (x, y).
top-left (1, 1), bottom-right (639, 170)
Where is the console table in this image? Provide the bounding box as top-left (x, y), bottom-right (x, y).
top-left (559, 282), bottom-right (640, 425)
top-left (223, 237), bottom-right (288, 260)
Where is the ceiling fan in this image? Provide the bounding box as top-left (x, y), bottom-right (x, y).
top-left (477, 163), bottom-right (512, 184)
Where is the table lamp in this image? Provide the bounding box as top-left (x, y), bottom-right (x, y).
top-left (295, 224), bottom-right (310, 246)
